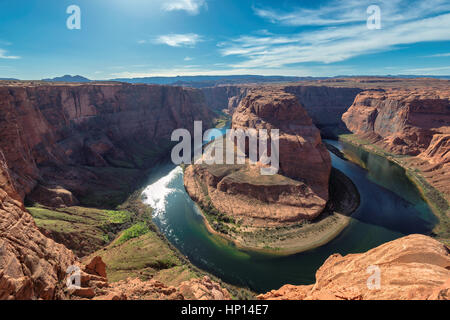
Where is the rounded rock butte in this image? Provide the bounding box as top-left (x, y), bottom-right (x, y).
top-left (184, 89), bottom-right (331, 228)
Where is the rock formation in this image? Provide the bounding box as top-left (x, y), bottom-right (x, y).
top-left (0, 82), bottom-right (213, 206)
top-left (258, 234), bottom-right (450, 300)
top-left (342, 89), bottom-right (450, 200)
top-left (185, 90), bottom-right (331, 229)
top-left (67, 256), bottom-right (231, 300)
top-left (0, 164), bottom-right (76, 300)
top-left (284, 86), bottom-right (363, 138)
top-left (233, 90), bottom-right (331, 193)
top-left (0, 82), bottom-right (214, 300)
top-left (201, 85), bottom-right (251, 113)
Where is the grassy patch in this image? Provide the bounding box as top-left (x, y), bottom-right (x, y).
top-left (27, 205), bottom-right (135, 257)
top-left (87, 232), bottom-right (189, 283)
top-left (116, 222), bottom-right (150, 245)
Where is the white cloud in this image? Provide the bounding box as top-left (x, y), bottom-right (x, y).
top-left (0, 49), bottom-right (20, 59)
top-left (254, 0), bottom-right (450, 26)
top-left (425, 53), bottom-right (450, 57)
top-left (155, 33), bottom-right (202, 47)
top-left (184, 56), bottom-right (193, 61)
top-left (162, 0), bottom-right (206, 15)
top-left (219, 1), bottom-right (450, 69)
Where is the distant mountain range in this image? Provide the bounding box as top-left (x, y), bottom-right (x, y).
top-left (42, 75), bottom-right (91, 83)
top-left (2, 74), bottom-right (448, 86)
top-left (109, 75), bottom-right (322, 87)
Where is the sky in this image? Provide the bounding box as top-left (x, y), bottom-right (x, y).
top-left (0, 0), bottom-right (450, 80)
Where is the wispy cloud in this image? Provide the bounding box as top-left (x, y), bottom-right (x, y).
top-left (184, 56), bottom-right (193, 61)
top-left (162, 0), bottom-right (206, 15)
top-left (0, 49), bottom-right (20, 59)
top-left (254, 0), bottom-right (450, 26)
top-left (155, 33), bottom-right (202, 47)
top-left (425, 52), bottom-right (450, 57)
top-left (219, 0), bottom-right (450, 69)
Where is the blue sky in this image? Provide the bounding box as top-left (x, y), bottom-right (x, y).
top-left (1, 0), bottom-right (450, 79)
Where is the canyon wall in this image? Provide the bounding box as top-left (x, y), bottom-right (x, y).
top-left (258, 234), bottom-right (450, 300)
top-left (0, 83), bottom-right (213, 206)
top-left (0, 164), bottom-right (76, 299)
top-left (201, 85), bottom-right (251, 113)
top-left (202, 85), bottom-right (363, 138)
top-left (342, 89), bottom-right (450, 200)
top-left (0, 82), bottom-right (215, 299)
top-left (284, 86), bottom-right (363, 138)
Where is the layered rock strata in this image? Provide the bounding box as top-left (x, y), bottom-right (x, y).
top-left (185, 90), bottom-right (331, 228)
top-left (0, 83), bottom-right (212, 206)
top-left (258, 234), bottom-right (450, 300)
top-left (342, 89), bottom-right (450, 201)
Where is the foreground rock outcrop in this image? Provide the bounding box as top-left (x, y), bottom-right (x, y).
top-left (67, 256), bottom-right (231, 300)
top-left (258, 234), bottom-right (450, 300)
top-left (342, 89), bottom-right (450, 202)
top-left (0, 165), bottom-right (76, 300)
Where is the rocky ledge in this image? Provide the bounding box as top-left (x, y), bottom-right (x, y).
top-left (66, 256), bottom-right (231, 300)
top-left (258, 234), bottom-right (450, 300)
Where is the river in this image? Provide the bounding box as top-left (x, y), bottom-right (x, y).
top-left (141, 136), bottom-right (437, 293)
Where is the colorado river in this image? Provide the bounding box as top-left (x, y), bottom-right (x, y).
top-left (141, 137), bottom-right (437, 293)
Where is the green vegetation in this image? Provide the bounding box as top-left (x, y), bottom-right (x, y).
top-left (116, 222), bottom-right (150, 245)
top-left (89, 231), bottom-right (190, 283)
top-left (212, 110), bottom-right (231, 129)
top-left (27, 205), bottom-right (135, 257)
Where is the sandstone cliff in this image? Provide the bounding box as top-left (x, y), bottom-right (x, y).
top-left (184, 90), bottom-right (337, 252)
top-left (342, 89), bottom-right (450, 202)
top-left (232, 90), bottom-right (331, 200)
top-left (0, 164), bottom-right (76, 299)
top-left (0, 83), bottom-right (213, 207)
top-left (0, 82), bottom-right (214, 299)
top-left (201, 86), bottom-right (251, 113)
top-left (185, 90), bottom-right (331, 226)
top-left (258, 234), bottom-right (450, 300)
top-left (284, 86), bottom-right (363, 138)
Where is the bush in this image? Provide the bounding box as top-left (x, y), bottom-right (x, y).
top-left (116, 223), bottom-right (149, 245)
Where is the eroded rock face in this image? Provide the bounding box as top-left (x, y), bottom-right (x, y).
top-left (0, 83), bottom-right (213, 204)
top-left (258, 234), bottom-right (450, 300)
top-left (201, 86), bottom-right (251, 113)
top-left (342, 89), bottom-right (450, 199)
top-left (0, 166), bottom-right (76, 300)
top-left (67, 257), bottom-right (231, 300)
top-left (184, 90), bottom-right (331, 227)
top-left (0, 82), bottom-right (213, 300)
top-left (232, 90), bottom-right (331, 199)
top-left (284, 86), bottom-right (363, 138)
